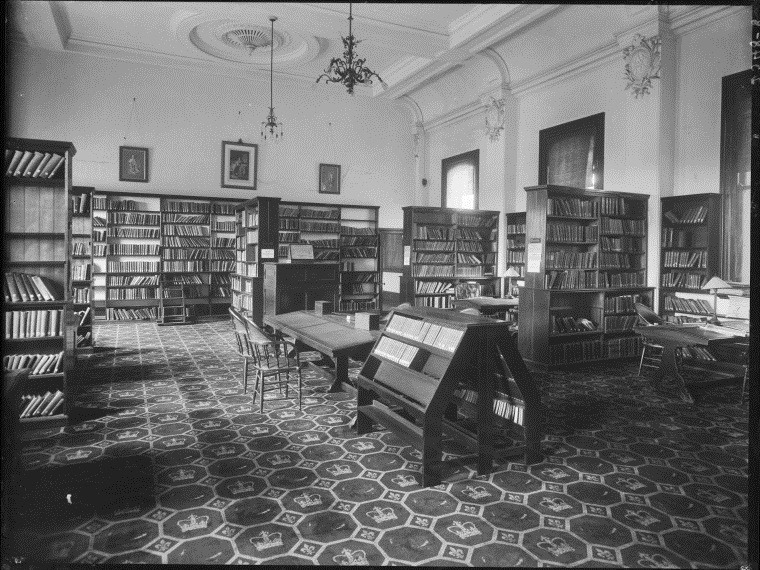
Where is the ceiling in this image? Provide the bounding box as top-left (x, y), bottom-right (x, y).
top-left (8, 1), bottom-right (564, 97)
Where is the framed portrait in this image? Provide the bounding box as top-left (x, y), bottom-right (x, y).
top-left (319, 163), bottom-right (340, 195)
top-left (119, 146), bottom-right (149, 182)
top-left (222, 140), bottom-right (258, 190)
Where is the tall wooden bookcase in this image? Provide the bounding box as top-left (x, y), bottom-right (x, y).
top-left (518, 185), bottom-right (654, 369)
top-left (4, 137), bottom-right (76, 427)
top-left (91, 191), bottom-right (240, 321)
top-left (71, 186), bottom-right (94, 352)
top-left (659, 193), bottom-right (722, 323)
top-left (400, 206), bottom-right (499, 308)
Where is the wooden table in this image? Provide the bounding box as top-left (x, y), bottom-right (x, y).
top-left (634, 324), bottom-right (748, 404)
top-left (263, 311), bottom-right (381, 394)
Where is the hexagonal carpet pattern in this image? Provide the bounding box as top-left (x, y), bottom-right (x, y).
top-left (8, 320), bottom-right (749, 566)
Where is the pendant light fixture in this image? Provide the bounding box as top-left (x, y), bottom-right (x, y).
top-left (261, 16), bottom-right (283, 140)
top-left (316, 3), bottom-right (386, 95)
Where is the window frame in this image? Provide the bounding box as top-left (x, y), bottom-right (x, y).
top-left (538, 112), bottom-right (605, 189)
top-left (441, 149), bottom-right (479, 209)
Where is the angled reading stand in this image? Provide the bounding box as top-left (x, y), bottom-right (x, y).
top-left (355, 306), bottom-right (543, 487)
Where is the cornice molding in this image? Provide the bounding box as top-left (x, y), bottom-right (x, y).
top-left (668, 5), bottom-right (748, 36)
top-left (422, 99), bottom-right (483, 133)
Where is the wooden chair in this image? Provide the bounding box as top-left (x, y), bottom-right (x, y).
top-left (634, 302), bottom-right (668, 376)
top-left (229, 308), bottom-right (302, 412)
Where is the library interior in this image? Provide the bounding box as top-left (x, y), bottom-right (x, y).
top-left (2, 2), bottom-right (755, 568)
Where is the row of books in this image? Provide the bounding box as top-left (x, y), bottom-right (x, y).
top-left (663, 206), bottom-right (707, 225)
top-left (280, 218), bottom-right (299, 230)
top-left (210, 250), bottom-right (234, 260)
top-left (162, 261), bottom-right (206, 272)
top-left (599, 252), bottom-right (633, 269)
top-left (662, 250), bottom-right (707, 268)
top-left (93, 197), bottom-right (146, 211)
top-left (457, 240), bottom-right (496, 253)
top-left (164, 225), bottom-right (210, 236)
top-left (72, 264), bottom-right (91, 281)
top-left (413, 265), bottom-right (454, 278)
top-left (457, 253), bottom-right (494, 265)
top-left (506, 223), bottom-right (526, 234)
top-left (314, 250), bottom-right (339, 261)
top-left (77, 331), bottom-right (92, 347)
top-left (454, 388), bottom-right (525, 426)
top-left (213, 222), bottom-right (236, 232)
top-left (4, 272), bottom-right (59, 302)
top-left (456, 266), bottom-right (490, 277)
top-left (162, 213), bottom-right (210, 224)
top-left (341, 226), bottom-right (377, 236)
top-left (680, 345), bottom-right (715, 361)
top-left (415, 281), bottom-right (454, 295)
top-left (106, 227), bottom-right (160, 238)
top-left (5, 149), bottom-right (65, 179)
top-left (414, 295), bottom-right (451, 309)
top-left (340, 236), bottom-right (378, 246)
top-left (108, 275), bottom-right (160, 286)
top-left (374, 336), bottom-right (422, 367)
top-left (244, 210), bottom-right (259, 227)
top-left (94, 216), bottom-right (107, 227)
top-left (211, 261), bottom-right (235, 272)
top-left (662, 295), bottom-right (712, 315)
top-left (661, 228), bottom-right (704, 249)
top-left (547, 197), bottom-right (598, 218)
top-left (545, 270), bottom-right (597, 290)
top-left (279, 232), bottom-right (300, 244)
top-left (601, 218), bottom-right (645, 236)
top-left (550, 339), bottom-right (603, 365)
top-left (600, 196), bottom-right (640, 217)
top-left (600, 271), bottom-right (646, 288)
top-left (109, 212), bottom-right (160, 226)
top-left (19, 390), bottom-right (65, 418)
top-left (163, 249), bottom-right (210, 260)
top-left (385, 315), bottom-right (464, 353)
top-left (340, 299), bottom-right (378, 312)
top-left (72, 242), bottom-right (91, 256)
top-left (604, 336), bottom-right (642, 359)
top-left (72, 288), bottom-right (90, 304)
top-left (211, 286), bottom-right (231, 298)
top-left (545, 251), bottom-right (597, 269)
top-left (5, 309), bottom-right (64, 339)
top-left (301, 221), bottom-right (340, 233)
top-left (71, 192), bottom-right (90, 214)
top-left (165, 274), bottom-right (204, 285)
top-left (161, 285), bottom-right (205, 299)
top-left (104, 244), bottom-right (160, 255)
top-left (105, 307), bottom-right (158, 320)
top-left (107, 288), bottom-right (158, 300)
top-left (414, 252), bottom-right (454, 264)
top-left (212, 237), bottom-right (235, 248)
top-left (661, 272), bottom-right (705, 289)
top-left (75, 307), bottom-right (91, 327)
top-left (459, 228), bottom-right (495, 241)
top-left (342, 247), bottom-right (377, 258)
top-left (342, 273), bottom-right (377, 284)
top-left (457, 213), bottom-right (497, 228)
top-left (414, 240), bottom-right (454, 252)
top-left (604, 294), bottom-right (648, 314)
top-left (163, 237), bottom-right (210, 248)
top-left (551, 316), bottom-right (597, 334)
top-left (163, 201), bottom-right (211, 213)
top-left (547, 222), bottom-right (598, 243)
top-left (415, 226), bottom-right (455, 240)
top-left (5, 353), bottom-right (64, 377)
top-left (600, 236), bottom-right (643, 253)
top-left (107, 261), bottom-right (159, 273)
top-left (300, 207), bottom-right (340, 219)
top-left (603, 315), bottom-right (639, 332)
top-left (342, 283), bottom-right (377, 294)
top-left (278, 206), bottom-right (300, 218)
top-left (507, 252), bottom-right (525, 263)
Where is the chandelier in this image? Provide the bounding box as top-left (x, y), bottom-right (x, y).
top-left (316, 3), bottom-right (385, 95)
top-left (261, 16), bottom-right (283, 140)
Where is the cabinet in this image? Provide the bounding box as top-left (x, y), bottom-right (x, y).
top-left (400, 207), bottom-right (499, 308)
top-left (518, 185), bottom-right (653, 368)
top-left (262, 263), bottom-right (340, 321)
top-left (356, 306), bottom-right (543, 487)
top-left (659, 193), bottom-right (722, 323)
top-left (4, 137), bottom-right (76, 427)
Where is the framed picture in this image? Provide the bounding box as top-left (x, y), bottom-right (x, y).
top-left (319, 163), bottom-right (340, 195)
top-left (222, 140), bottom-right (258, 190)
top-left (119, 146), bottom-right (149, 182)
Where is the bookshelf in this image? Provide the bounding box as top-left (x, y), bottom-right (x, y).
top-left (71, 186), bottom-right (94, 352)
top-left (400, 207), bottom-right (499, 309)
top-left (659, 193), bottom-right (722, 323)
top-left (4, 137), bottom-right (76, 428)
top-left (92, 191), bottom-right (241, 321)
top-left (356, 306), bottom-right (543, 487)
top-left (232, 197), bottom-right (281, 327)
top-left (518, 185), bottom-right (654, 369)
top-left (278, 201), bottom-right (381, 312)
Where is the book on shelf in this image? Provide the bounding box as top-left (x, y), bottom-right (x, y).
top-left (4, 272), bottom-right (58, 302)
top-left (6, 149), bottom-right (23, 175)
top-left (13, 150), bottom-right (34, 176)
top-left (22, 151), bottom-right (45, 177)
top-left (39, 153), bottom-right (65, 178)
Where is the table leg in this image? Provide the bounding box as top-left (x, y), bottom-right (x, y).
top-left (329, 355), bottom-right (348, 393)
top-left (653, 344), bottom-right (694, 404)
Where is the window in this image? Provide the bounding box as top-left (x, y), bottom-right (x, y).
top-left (442, 150), bottom-right (479, 209)
top-left (720, 69), bottom-right (751, 284)
top-left (539, 113), bottom-right (605, 189)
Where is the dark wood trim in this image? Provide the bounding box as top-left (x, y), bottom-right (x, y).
top-left (441, 149), bottom-right (479, 209)
top-left (538, 112), bottom-right (604, 189)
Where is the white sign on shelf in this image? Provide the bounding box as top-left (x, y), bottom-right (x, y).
top-left (526, 240), bottom-right (542, 273)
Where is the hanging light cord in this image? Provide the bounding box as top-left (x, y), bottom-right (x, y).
top-left (123, 97), bottom-right (136, 142)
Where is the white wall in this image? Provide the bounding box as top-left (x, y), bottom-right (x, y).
top-left (7, 45), bottom-right (416, 228)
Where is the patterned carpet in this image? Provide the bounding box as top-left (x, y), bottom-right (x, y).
top-left (7, 319), bottom-right (749, 567)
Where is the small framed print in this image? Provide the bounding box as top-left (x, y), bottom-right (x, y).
top-left (319, 163), bottom-right (340, 195)
top-left (222, 140), bottom-right (258, 190)
top-left (119, 146), bottom-right (149, 182)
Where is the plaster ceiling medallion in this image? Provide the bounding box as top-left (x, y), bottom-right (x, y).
top-left (172, 11), bottom-right (319, 67)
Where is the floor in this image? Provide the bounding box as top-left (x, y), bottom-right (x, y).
top-left (7, 319), bottom-right (749, 566)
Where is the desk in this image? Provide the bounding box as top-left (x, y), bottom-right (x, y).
top-left (634, 324), bottom-right (748, 404)
top-left (263, 311), bottom-right (381, 394)
top-left (452, 296), bottom-right (518, 318)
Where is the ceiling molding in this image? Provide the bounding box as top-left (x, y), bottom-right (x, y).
top-left (478, 48), bottom-right (511, 86)
top-left (423, 99), bottom-right (483, 133)
top-left (398, 95), bottom-right (425, 126)
top-left (13, 0), bottom-right (68, 51)
top-left (668, 5), bottom-right (748, 36)
top-left (380, 57), bottom-right (469, 101)
top-left (510, 42), bottom-right (621, 98)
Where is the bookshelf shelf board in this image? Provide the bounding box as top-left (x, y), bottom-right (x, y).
top-left (4, 176), bottom-right (65, 187)
top-left (106, 254), bottom-right (160, 257)
top-left (105, 284), bottom-right (160, 288)
top-left (110, 223), bottom-right (160, 227)
top-left (662, 221), bottom-right (708, 227)
top-left (72, 233), bottom-right (91, 238)
top-left (662, 247), bottom-right (708, 251)
top-left (4, 300), bottom-right (67, 307)
top-left (506, 232), bottom-right (526, 236)
top-left (549, 331), bottom-right (601, 339)
top-left (340, 218), bottom-right (378, 222)
top-left (454, 276), bottom-right (496, 280)
top-left (4, 261), bottom-right (66, 267)
top-left (5, 336), bottom-right (65, 342)
top-left (161, 221), bottom-right (209, 225)
top-left (599, 233), bottom-right (645, 238)
top-left (72, 214), bottom-right (90, 219)
top-left (107, 299), bottom-right (160, 306)
top-left (413, 292), bottom-right (454, 297)
top-left (108, 272), bottom-right (160, 275)
top-left (660, 287), bottom-right (709, 294)
top-left (545, 240), bottom-right (597, 245)
top-left (5, 232), bottom-right (65, 238)
top-left (20, 413), bottom-right (68, 425)
top-left (663, 267), bottom-right (707, 271)
top-left (603, 214), bottom-right (646, 220)
top-left (106, 208), bottom-right (157, 213)
top-left (71, 255), bottom-right (91, 259)
top-left (546, 215), bottom-right (598, 221)
top-left (210, 298), bottom-right (232, 304)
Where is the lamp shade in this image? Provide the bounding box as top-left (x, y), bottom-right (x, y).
top-left (504, 267), bottom-right (520, 278)
top-left (702, 276), bottom-right (731, 291)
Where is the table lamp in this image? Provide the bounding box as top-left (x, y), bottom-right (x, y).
top-left (504, 267), bottom-right (520, 298)
top-left (701, 276), bottom-right (731, 324)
